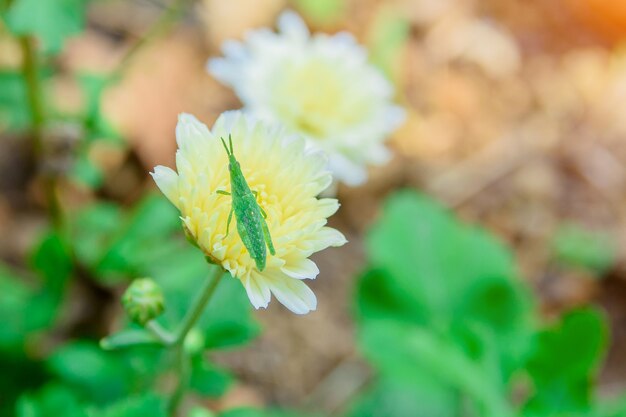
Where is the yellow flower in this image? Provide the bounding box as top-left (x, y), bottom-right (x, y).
top-left (151, 111), bottom-right (347, 314)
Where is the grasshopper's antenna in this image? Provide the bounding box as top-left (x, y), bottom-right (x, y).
top-left (220, 136), bottom-right (231, 156)
top-left (228, 134), bottom-right (234, 154)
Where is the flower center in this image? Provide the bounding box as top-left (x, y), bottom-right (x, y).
top-left (270, 57), bottom-right (371, 138)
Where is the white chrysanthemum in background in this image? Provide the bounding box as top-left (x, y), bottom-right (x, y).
top-left (207, 11), bottom-right (405, 186)
top-left (151, 111), bottom-right (347, 314)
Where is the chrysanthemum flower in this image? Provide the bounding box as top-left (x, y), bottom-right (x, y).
top-left (207, 11), bottom-right (405, 187)
top-left (151, 111), bottom-right (347, 314)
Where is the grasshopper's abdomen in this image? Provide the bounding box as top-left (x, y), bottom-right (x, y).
top-left (234, 193), bottom-right (267, 270)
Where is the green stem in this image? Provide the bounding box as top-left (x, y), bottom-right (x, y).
top-left (19, 36), bottom-right (63, 230)
top-left (106, 0), bottom-right (193, 85)
top-left (147, 320), bottom-right (176, 345)
top-left (19, 36), bottom-right (44, 152)
top-left (168, 266), bottom-right (224, 415)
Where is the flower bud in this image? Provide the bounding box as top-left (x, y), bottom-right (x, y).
top-left (184, 328), bottom-right (205, 356)
top-left (122, 278), bottom-right (165, 325)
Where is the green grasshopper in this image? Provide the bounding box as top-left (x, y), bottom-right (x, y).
top-left (217, 135), bottom-right (276, 271)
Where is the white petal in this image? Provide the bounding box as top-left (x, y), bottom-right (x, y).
top-left (243, 273), bottom-right (271, 310)
top-left (176, 113), bottom-right (211, 152)
top-left (327, 153), bottom-right (368, 186)
top-left (277, 10), bottom-right (310, 41)
top-left (267, 273), bottom-right (317, 314)
top-left (212, 110), bottom-right (245, 138)
top-left (206, 58), bottom-right (233, 83)
top-left (317, 198), bottom-right (340, 218)
top-left (150, 166), bottom-right (179, 205)
top-left (309, 227), bottom-right (348, 253)
top-left (281, 258), bottom-right (319, 280)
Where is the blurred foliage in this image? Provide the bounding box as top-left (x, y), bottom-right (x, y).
top-left (349, 191), bottom-right (622, 417)
top-left (0, 192), bottom-right (260, 415)
top-left (4, 0), bottom-right (88, 54)
top-left (367, 8), bottom-right (409, 83)
top-left (291, 0), bottom-right (345, 25)
top-left (552, 224), bottom-right (616, 275)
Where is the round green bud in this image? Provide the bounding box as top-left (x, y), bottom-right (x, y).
top-left (184, 328), bottom-right (205, 356)
top-left (122, 278), bottom-right (165, 325)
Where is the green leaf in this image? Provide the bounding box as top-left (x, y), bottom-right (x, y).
top-left (31, 231), bottom-right (73, 296)
top-left (360, 320), bottom-right (515, 417)
top-left (16, 384), bottom-right (87, 417)
top-left (365, 191), bottom-right (515, 319)
top-left (0, 70), bottom-right (30, 129)
top-left (4, 0), bottom-right (87, 54)
top-left (47, 340), bottom-right (165, 404)
top-left (188, 408), bottom-right (216, 417)
top-left (79, 74), bottom-right (121, 144)
top-left (71, 203), bottom-right (123, 269)
top-left (367, 7), bottom-right (409, 82)
top-left (190, 357), bottom-right (233, 397)
top-left (552, 224), bottom-right (616, 274)
top-left (96, 195), bottom-right (181, 280)
top-left (100, 329), bottom-right (161, 350)
top-left (346, 377), bottom-right (458, 417)
top-left (88, 393), bottom-right (166, 417)
top-left (71, 153), bottom-right (104, 188)
top-left (360, 191), bottom-right (534, 376)
top-left (523, 307), bottom-right (608, 416)
top-left (291, 0), bottom-right (344, 25)
top-left (219, 408), bottom-right (319, 417)
top-left (0, 260), bottom-right (63, 350)
top-left (70, 195), bottom-right (181, 283)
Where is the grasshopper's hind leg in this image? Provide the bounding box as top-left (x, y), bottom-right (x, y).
top-left (260, 216), bottom-right (276, 255)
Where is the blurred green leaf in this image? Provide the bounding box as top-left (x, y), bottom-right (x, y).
top-left (291, 0), bottom-right (344, 25)
top-left (16, 384), bottom-right (87, 417)
top-left (595, 396), bottom-right (626, 417)
top-left (4, 0), bottom-right (87, 54)
top-left (71, 203), bottom-right (123, 268)
top-left (523, 307), bottom-right (608, 416)
top-left (188, 408), bottom-right (216, 417)
top-left (87, 393), bottom-right (165, 417)
top-left (367, 7), bottom-right (409, 82)
top-left (190, 356), bottom-right (233, 397)
top-left (346, 377), bottom-right (458, 417)
top-left (79, 74), bottom-right (121, 144)
top-left (219, 408), bottom-right (319, 417)
top-left (47, 340), bottom-right (165, 404)
top-left (360, 191), bottom-right (534, 374)
top-left (0, 234), bottom-right (69, 351)
top-left (71, 154), bottom-right (104, 188)
top-left (70, 195), bottom-right (181, 283)
top-left (96, 195), bottom-right (181, 280)
top-left (360, 321), bottom-right (514, 417)
top-left (31, 231), bottom-right (72, 296)
top-left (0, 71), bottom-right (30, 129)
top-left (100, 329), bottom-right (160, 351)
top-left (552, 224), bottom-right (616, 274)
